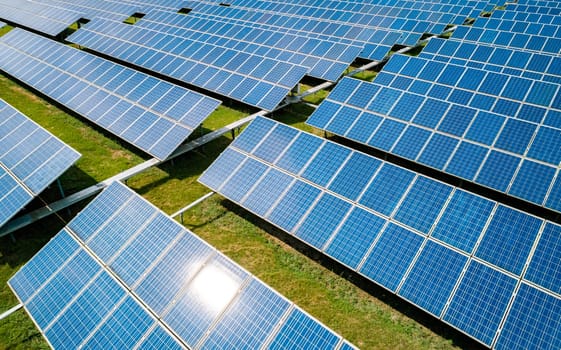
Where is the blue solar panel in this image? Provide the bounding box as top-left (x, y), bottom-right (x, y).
top-left (138, 9), bottom-right (362, 82)
top-left (495, 283), bottom-right (561, 350)
top-left (309, 74), bottom-right (561, 212)
top-left (0, 29), bottom-right (220, 160)
top-left (398, 241), bottom-right (468, 317)
top-left (10, 182), bottom-right (353, 349)
top-left (0, 99), bottom-right (80, 228)
top-left (525, 223), bottom-right (561, 293)
top-left (0, 0), bottom-right (83, 36)
top-left (443, 261), bottom-right (517, 346)
top-left (359, 223), bottom-right (424, 291)
top-left (200, 116), bottom-right (561, 347)
top-left (475, 205), bottom-right (542, 275)
top-left (68, 18), bottom-right (306, 111)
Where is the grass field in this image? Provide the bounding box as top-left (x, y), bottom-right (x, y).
top-left (0, 70), bottom-right (472, 350)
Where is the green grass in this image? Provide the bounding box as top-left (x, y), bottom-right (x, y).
top-left (0, 72), bottom-right (462, 350)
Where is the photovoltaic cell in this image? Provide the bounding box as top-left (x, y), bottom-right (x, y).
top-left (0, 29), bottom-right (220, 160)
top-left (199, 117), bottom-right (561, 348)
top-left (9, 182), bottom-right (353, 349)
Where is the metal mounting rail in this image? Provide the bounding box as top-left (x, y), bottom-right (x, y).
top-left (0, 113), bottom-right (264, 238)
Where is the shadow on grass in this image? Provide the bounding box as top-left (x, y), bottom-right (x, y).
top-left (218, 199), bottom-right (486, 350)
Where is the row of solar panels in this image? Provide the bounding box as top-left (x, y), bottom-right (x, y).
top-left (0, 98), bottom-right (80, 228)
top-left (200, 117), bottom-right (561, 349)
top-left (0, 29), bottom-right (220, 160)
top-left (9, 181), bottom-right (356, 350)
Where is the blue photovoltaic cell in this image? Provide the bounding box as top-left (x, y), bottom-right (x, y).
top-left (432, 191), bottom-right (494, 253)
top-left (325, 207), bottom-right (385, 269)
top-left (391, 126), bottom-right (431, 160)
top-left (527, 127), bottom-right (561, 165)
top-left (399, 241), bottom-right (468, 316)
top-left (359, 164), bottom-right (415, 216)
top-left (8, 230), bottom-right (79, 303)
top-left (200, 279), bottom-right (290, 349)
top-left (509, 160), bottom-right (556, 205)
top-left (445, 142), bottom-right (488, 180)
top-left (231, 117), bottom-right (277, 153)
top-left (328, 152), bottom-right (381, 201)
top-left (11, 182), bottom-right (351, 348)
top-left (295, 193), bottom-right (352, 250)
top-left (268, 180), bottom-right (321, 231)
top-left (242, 168), bottom-right (294, 217)
top-left (495, 283), bottom-right (561, 350)
top-left (136, 326), bottom-right (184, 350)
top-left (82, 296), bottom-right (155, 349)
top-left (494, 119), bottom-right (537, 155)
top-left (359, 223), bottom-right (424, 292)
top-left (253, 123), bottom-right (300, 164)
top-left (45, 271), bottom-right (127, 350)
top-left (417, 134), bottom-right (458, 170)
top-left (267, 308), bottom-right (341, 350)
top-left (301, 142), bottom-right (351, 187)
top-left (275, 133), bottom-right (324, 175)
top-left (394, 177), bottom-right (452, 234)
top-left (443, 261), bottom-right (517, 346)
top-left (476, 205), bottom-right (541, 275)
top-left (475, 151), bottom-right (520, 192)
top-left (220, 158), bottom-right (268, 202)
top-left (198, 148), bottom-right (247, 191)
top-left (0, 29), bottom-right (220, 161)
top-left (525, 223), bottom-right (561, 294)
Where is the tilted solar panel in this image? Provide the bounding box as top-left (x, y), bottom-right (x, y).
top-left (0, 0), bottom-right (83, 36)
top-left (199, 116), bottom-right (561, 349)
top-left (0, 29), bottom-right (220, 160)
top-left (9, 181), bottom-right (355, 350)
top-left (137, 9), bottom-right (362, 82)
top-left (0, 98), bottom-right (80, 228)
top-left (31, 0), bottom-right (143, 22)
top-left (307, 57), bottom-right (561, 212)
top-left (180, 0), bottom-right (402, 60)
top-left (68, 18), bottom-right (307, 111)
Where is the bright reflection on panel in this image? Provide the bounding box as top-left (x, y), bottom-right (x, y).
top-left (189, 261), bottom-right (242, 314)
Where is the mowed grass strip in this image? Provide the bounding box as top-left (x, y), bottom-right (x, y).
top-left (1, 73), bottom-right (460, 349)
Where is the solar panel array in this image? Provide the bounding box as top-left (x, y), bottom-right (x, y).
top-left (9, 181), bottom-right (355, 350)
top-left (68, 18), bottom-right (308, 111)
top-left (451, 10), bottom-right (561, 54)
top-left (179, 1), bottom-right (402, 61)
top-left (198, 0), bottom-right (493, 45)
top-left (307, 55), bottom-right (561, 211)
top-left (0, 0), bottom-right (82, 36)
top-left (0, 98), bottom-right (80, 228)
top-left (137, 9), bottom-right (362, 82)
top-left (419, 37), bottom-right (561, 85)
top-left (0, 29), bottom-right (220, 160)
top-left (200, 117), bottom-right (561, 349)
top-left (31, 0), bottom-right (142, 22)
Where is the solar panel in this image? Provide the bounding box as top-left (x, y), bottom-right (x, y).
top-left (137, 9), bottom-right (362, 82)
top-left (0, 98), bottom-right (80, 228)
top-left (420, 38), bottom-right (561, 85)
top-left (199, 116), bottom-right (561, 348)
top-left (9, 181), bottom-right (355, 350)
top-left (180, 1), bottom-right (402, 60)
top-left (0, 0), bottom-right (83, 36)
top-left (0, 29), bottom-right (220, 160)
top-left (32, 0), bottom-right (143, 22)
top-left (68, 18), bottom-right (307, 111)
top-left (307, 69), bottom-right (561, 212)
top-left (200, 0), bottom-right (493, 45)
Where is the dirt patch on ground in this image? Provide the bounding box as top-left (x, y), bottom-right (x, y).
top-left (111, 149), bottom-right (132, 160)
